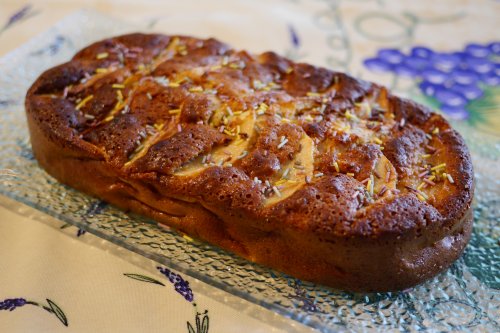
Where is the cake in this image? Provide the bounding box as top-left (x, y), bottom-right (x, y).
top-left (25, 33), bottom-right (474, 292)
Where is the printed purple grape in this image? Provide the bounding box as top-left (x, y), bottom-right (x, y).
top-left (419, 81), bottom-right (442, 97)
top-left (431, 53), bottom-right (461, 72)
top-left (422, 69), bottom-right (449, 85)
top-left (403, 56), bottom-right (429, 71)
top-left (435, 89), bottom-right (468, 107)
top-left (488, 41), bottom-right (500, 55)
top-left (450, 83), bottom-right (483, 100)
top-left (451, 70), bottom-right (479, 85)
top-left (377, 48), bottom-right (405, 64)
top-left (411, 46), bottom-right (434, 59)
top-left (393, 64), bottom-right (417, 77)
top-left (465, 57), bottom-right (495, 74)
top-left (464, 43), bottom-right (490, 58)
top-left (480, 72), bottom-right (500, 86)
top-left (362, 42), bottom-right (499, 122)
top-left (452, 51), bottom-right (469, 61)
top-left (363, 57), bottom-right (392, 72)
top-left (440, 105), bottom-right (469, 120)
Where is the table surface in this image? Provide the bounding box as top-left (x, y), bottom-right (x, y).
top-left (0, 1), bottom-right (498, 332)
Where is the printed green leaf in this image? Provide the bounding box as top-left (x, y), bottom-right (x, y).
top-left (46, 299), bottom-right (68, 327)
top-left (196, 313), bottom-right (201, 333)
top-left (466, 86), bottom-right (500, 136)
top-left (187, 322), bottom-right (196, 333)
top-left (123, 273), bottom-right (165, 286)
top-left (201, 315), bottom-right (209, 333)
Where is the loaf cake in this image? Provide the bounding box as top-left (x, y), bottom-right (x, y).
top-left (25, 33), bottom-right (474, 292)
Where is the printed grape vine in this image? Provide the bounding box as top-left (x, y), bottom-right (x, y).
top-left (363, 42), bottom-right (499, 123)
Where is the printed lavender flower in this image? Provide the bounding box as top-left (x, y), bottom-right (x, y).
top-left (286, 280), bottom-right (321, 313)
top-left (124, 267), bottom-right (194, 302)
top-left (80, 200), bottom-right (107, 236)
top-left (123, 269), bottom-right (207, 332)
top-left (0, 298), bottom-right (27, 311)
top-left (0, 99), bottom-right (16, 108)
top-left (60, 200), bottom-right (106, 237)
top-left (157, 266), bottom-right (194, 302)
top-left (288, 24), bottom-right (300, 49)
top-left (29, 35), bottom-right (69, 56)
top-left (0, 297), bottom-right (68, 326)
top-left (0, 5), bottom-right (39, 35)
top-left (285, 24), bottom-right (306, 61)
top-left (363, 41), bottom-right (500, 122)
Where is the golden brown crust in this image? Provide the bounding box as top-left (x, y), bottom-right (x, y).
top-left (25, 33), bottom-right (474, 291)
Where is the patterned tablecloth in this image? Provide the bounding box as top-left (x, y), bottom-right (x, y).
top-left (0, 1), bottom-right (498, 332)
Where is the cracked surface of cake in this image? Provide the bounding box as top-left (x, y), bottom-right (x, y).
top-left (25, 33), bottom-right (474, 292)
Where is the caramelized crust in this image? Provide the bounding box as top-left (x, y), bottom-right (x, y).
top-left (25, 33), bottom-right (474, 291)
top-left (132, 124), bottom-right (228, 175)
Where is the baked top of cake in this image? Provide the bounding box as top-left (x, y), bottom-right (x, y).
top-left (25, 33), bottom-right (474, 291)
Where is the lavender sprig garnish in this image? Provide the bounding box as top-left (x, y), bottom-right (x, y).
top-left (0, 5), bottom-right (40, 35)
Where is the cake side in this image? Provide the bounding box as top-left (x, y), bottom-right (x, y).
top-left (25, 33), bottom-right (474, 291)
